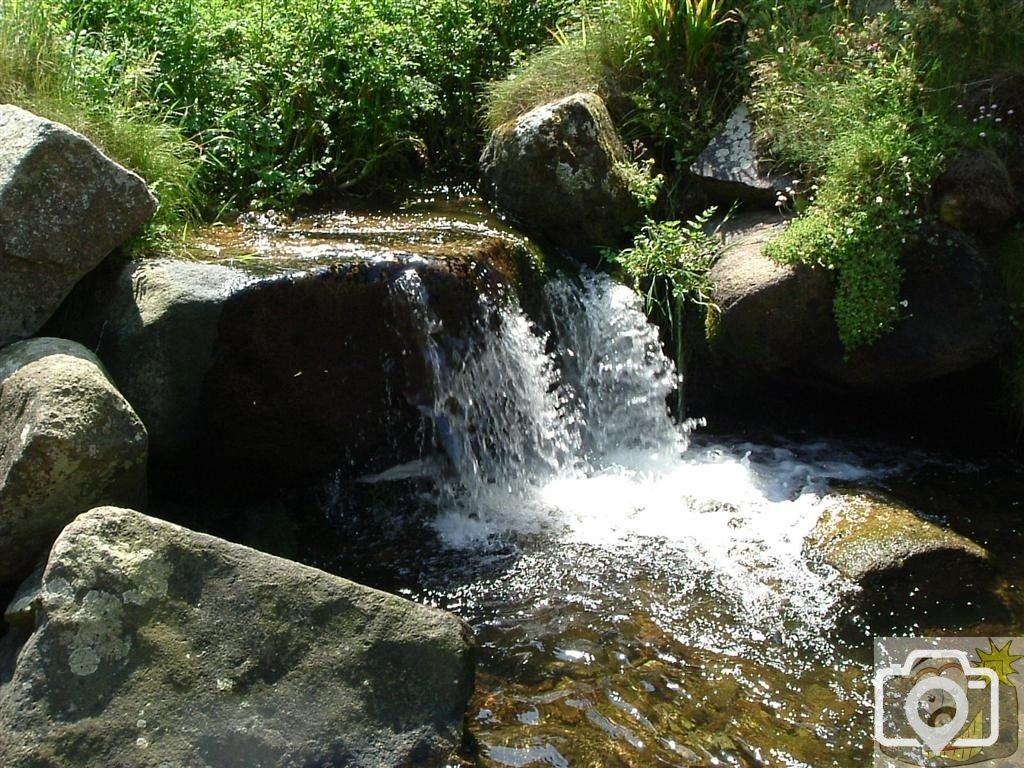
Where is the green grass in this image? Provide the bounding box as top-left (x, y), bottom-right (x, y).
top-left (483, 0), bottom-right (744, 176)
top-left (750, 0), bottom-right (1023, 350)
top-left (1, 0), bottom-right (202, 251)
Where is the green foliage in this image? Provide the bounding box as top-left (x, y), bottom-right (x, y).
top-left (47, 0), bottom-right (570, 211)
top-left (0, 0), bottom-right (201, 251)
top-left (615, 158), bottom-right (664, 209)
top-left (602, 208), bottom-right (722, 414)
top-left (748, 4), bottom-right (1013, 350)
top-left (483, 0), bottom-right (743, 173)
top-left (623, 0), bottom-right (736, 79)
top-left (602, 209), bottom-right (721, 343)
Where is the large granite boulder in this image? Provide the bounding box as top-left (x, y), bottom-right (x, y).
top-left (807, 493), bottom-right (995, 622)
top-left (0, 105), bottom-right (156, 346)
top-left (706, 213), bottom-right (834, 376)
top-left (479, 92), bottom-right (642, 258)
top-left (822, 225), bottom-right (1009, 388)
top-left (0, 339), bottom-right (147, 585)
top-left (0, 507), bottom-right (475, 768)
top-left (48, 210), bottom-right (540, 485)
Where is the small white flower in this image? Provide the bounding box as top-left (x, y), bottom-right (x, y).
top-left (845, 227), bottom-right (854, 235)
top-left (875, 195), bottom-right (883, 203)
top-left (980, 131), bottom-right (987, 138)
top-left (899, 299), bottom-right (909, 308)
top-left (777, 46), bottom-right (785, 53)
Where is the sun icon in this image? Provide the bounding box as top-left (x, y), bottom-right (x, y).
top-left (974, 639), bottom-right (1024, 686)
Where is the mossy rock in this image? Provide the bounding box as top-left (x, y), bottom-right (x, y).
top-left (807, 493), bottom-right (996, 626)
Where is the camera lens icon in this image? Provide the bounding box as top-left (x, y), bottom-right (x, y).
top-left (875, 649), bottom-right (1000, 755)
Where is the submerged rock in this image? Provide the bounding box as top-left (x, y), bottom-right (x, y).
top-left (0, 339), bottom-right (147, 585)
top-left (0, 105), bottom-right (156, 346)
top-left (807, 493), bottom-right (995, 622)
top-left (480, 92), bottom-right (642, 258)
top-left (0, 507), bottom-right (475, 768)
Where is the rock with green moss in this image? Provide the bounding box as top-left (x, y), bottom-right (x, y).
top-left (819, 226), bottom-right (1009, 388)
top-left (807, 493), bottom-right (995, 622)
top-left (479, 92), bottom-right (642, 259)
top-left (0, 506), bottom-right (475, 768)
top-left (0, 105), bottom-right (156, 347)
top-left (0, 339), bottom-right (147, 585)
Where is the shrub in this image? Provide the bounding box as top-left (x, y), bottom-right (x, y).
top-left (49, 0), bottom-right (572, 211)
top-left (482, 0), bottom-right (744, 174)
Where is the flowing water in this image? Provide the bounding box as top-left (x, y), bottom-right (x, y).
top-left (196, 205), bottom-right (1023, 766)
top-left (370, 268), bottom-right (1024, 767)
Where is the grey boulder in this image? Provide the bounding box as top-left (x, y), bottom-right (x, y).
top-left (0, 507), bottom-right (475, 768)
top-left (0, 338), bottom-right (147, 584)
top-left (0, 105), bottom-right (157, 346)
top-left (480, 92), bottom-right (642, 258)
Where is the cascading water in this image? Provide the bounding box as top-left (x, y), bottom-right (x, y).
top-left (380, 268), bottom-right (901, 765)
top-left (399, 269), bottom-right (858, 652)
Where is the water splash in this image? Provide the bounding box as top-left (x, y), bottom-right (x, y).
top-left (398, 269), bottom-right (873, 650)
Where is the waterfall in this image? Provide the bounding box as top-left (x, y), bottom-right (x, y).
top-left (392, 267), bottom-right (864, 652)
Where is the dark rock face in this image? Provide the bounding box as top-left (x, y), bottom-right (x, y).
top-left (0, 339), bottom-right (147, 585)
top-left (49, 214), bottom-right (537, 487)
top-left (689, 104), bottom-right (794, 207)
top-left (822, 226), bottom-right (1009, 389)
top-left (0, 507), bottom-right (475, 768)
top-left (695, 218), bottom-right (1009, 410)
top-left (936, 148), bottom-right (1019, 237)
top-left (480, 92), bottom-right (642, 258)
top-left (0, 105), bottom-right (156, 346)
top-left (199, 256), bottom-right (507, 484)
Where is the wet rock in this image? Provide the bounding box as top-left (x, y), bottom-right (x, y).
top-left (0, 506), bottom-right (475, 768)
top-left (936, 148), bottom-right (1019, 237)
top-left (690, 104), bottom-right (794, 207)
top-left (479, 92), bottom-right (642, 258)
top-left (0, 339), bottom-right (147, 585)
top-left (822, 225), bottom-right (1009, 388)
top-left (706, 213), bottom-right (834, 376)
top-left (49, 212), bottom-right (538, 485)
top-left (807, 493), bottom-right (995, 621)
top-left (0, 105), bottom-right (156, 346)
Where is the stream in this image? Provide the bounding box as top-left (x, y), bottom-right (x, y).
top-left (198, 201), bottom-right (1024, 767)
